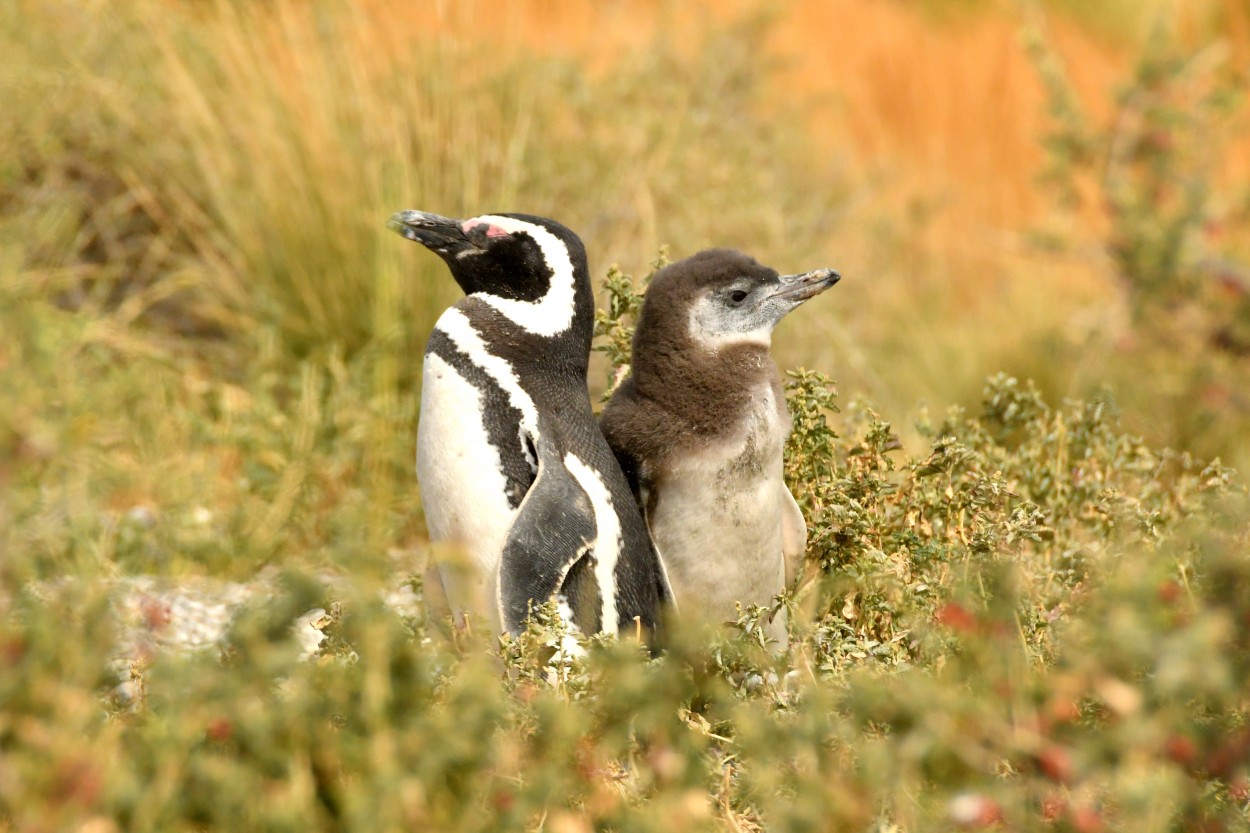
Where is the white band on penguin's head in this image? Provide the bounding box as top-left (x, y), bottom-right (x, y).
top-left (470, 215), bottom-right (578, 337)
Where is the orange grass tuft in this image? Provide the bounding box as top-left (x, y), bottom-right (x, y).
top-left (390, 0), bottom-right (1250, 277)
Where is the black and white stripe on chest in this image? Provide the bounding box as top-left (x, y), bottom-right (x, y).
top-left (425, 308), bottom-right (541, 509)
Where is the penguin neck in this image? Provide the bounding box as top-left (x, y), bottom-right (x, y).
top-left (631, 330), bottom-right (778, 439)
top-left (458, 293), bottom-right (594, 377)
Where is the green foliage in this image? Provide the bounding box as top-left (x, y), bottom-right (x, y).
top-left (591, 249), bottom-right (669, 396)
top-left (1024, 12), bottom-right (1250, 468)
top-left (0, 268), bottom-right (420, 582)
top-left (1029, 20), bottom-right (1244, 322)
top-left (4, 271), bottom-right (1250, 830)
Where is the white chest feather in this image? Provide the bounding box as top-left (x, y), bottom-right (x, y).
top-left (417, 351), bottom-right (518, 623)
top-left (647, 385), bottom-right (795, 638)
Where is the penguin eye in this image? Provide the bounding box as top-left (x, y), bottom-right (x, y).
top-left (728, 289), bottom-right (749, 305)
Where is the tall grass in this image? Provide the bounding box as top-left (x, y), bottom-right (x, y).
top-left (133, 0), bottom-right (543, 354)
top-left (6, 0), bottom-right (1249, 458)
top-left (4, 0), bottom-right (851, 354)
top-left (4, 0), bottom-right (1248, 530)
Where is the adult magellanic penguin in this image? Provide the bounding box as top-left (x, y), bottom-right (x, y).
top-left (388, 210), bottom-right (671, 642)
top-left (600, 249), bottom-right (839, 646)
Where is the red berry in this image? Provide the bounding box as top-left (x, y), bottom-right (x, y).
top-left (936, 602), bottom-right (979, 635)
top-left (1164, 734), bottom-right (1197, 766)
top-left (1037, 745), bottom-right (1073, 783)
top-left (1156, 580), bottom-right (1182, 604)
top-left (206, 717), bottom-right (233, 742)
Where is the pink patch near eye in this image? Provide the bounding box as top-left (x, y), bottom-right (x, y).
top-left (461, 219), bottom-right (510, 238)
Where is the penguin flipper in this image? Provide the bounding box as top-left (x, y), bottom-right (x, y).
top-left (497, 444), bottom-right (598, 634)
top-left (638, 480), bottom-right (677, 612)
top-left (781, 483), bottom-right (808, 588)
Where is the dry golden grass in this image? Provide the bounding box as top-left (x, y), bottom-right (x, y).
top-left (411, 0), bottom-right (1249, 237)
top-left (6, 0), bottom-right (1247, 459)
top-left (347, 0), bottom-right (1250, 442)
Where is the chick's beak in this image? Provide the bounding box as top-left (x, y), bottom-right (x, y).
top-left (771, 268), bottom-right (841, 303)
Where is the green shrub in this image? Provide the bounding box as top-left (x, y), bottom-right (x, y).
top-left (1026, 14), bottom-right (1250, 467)
top-left (3, 260), bottom-right (1249, 831)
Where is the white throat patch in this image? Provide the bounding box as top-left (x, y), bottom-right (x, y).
top-left (468, 214), bottom-right (579, 337)
top-left (687, 300), bottom-right (773, 350)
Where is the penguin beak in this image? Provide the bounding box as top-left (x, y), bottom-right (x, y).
top-left (769, 268), bottom-right (841, 303)
top-left (387, 210), bottom-right (474, 257)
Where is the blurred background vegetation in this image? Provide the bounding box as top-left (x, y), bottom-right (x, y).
top-left (2, 0), bottom-right (1249, 830)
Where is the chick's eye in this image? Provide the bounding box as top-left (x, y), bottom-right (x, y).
top-left (729, 289), bottom-right (749, 304)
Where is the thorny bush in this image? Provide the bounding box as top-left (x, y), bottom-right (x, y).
top-left (0, 263), bottom-right (1247, 831)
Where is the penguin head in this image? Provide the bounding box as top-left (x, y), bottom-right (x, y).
top-left (388, 210), bottom-right (591, 335)
top-left (641, 249), bottom-right (840, 350)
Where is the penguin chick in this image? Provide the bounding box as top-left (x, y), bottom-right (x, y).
top-left (599, 249), bottom-right (839, 646)
top-left (388, 210), bottom-right (670, 642)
